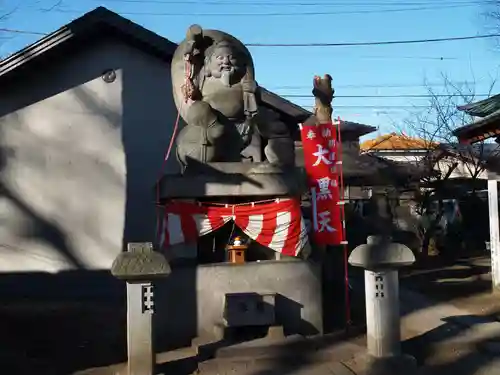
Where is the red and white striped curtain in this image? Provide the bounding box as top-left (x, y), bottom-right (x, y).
top-left (158, 198), bottom-right (308, 256)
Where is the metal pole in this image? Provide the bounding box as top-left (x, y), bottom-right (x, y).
top-left (488, 179), bottom-right (500, 290)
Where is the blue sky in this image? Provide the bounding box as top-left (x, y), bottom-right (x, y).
top-left (1, 0), bottom-right (499, 137)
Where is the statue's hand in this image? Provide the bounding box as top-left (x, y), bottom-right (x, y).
top-left (183, 24), bottom-right (204, 59)
top-left (242, 79), bottom-right (257, 94)
top-left (186, 24), bottom-right (203, 41)
top-left (312, 74), bottom-right (334, 105)
top-left (184, 41), bottom-right (202, 61)
top-left (184, 41), bottom-right (195, 57)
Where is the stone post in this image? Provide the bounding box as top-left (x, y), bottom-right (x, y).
top-left (348, 235), bottom-right (416, 374)
top-left (488, 178), bottom-right (500, 290)
top-left (111, 242), bottom-right (171, 375)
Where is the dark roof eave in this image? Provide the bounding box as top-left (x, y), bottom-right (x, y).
top-left (0, 27), bottom-right (74, 77)
top-left (340, 121), bottom-right (377, 137)
top-left (259, 87), bottom-right (312, 122)
top-left (256, 87), bottom-right (377, 138)
top-left (0, 7), bottom-right (178, 79)
top-left (295, 144), bottom-right (430, 184)
top-left (457, 94), bottom-right (500, 117)
top-left (452, 109), bottom-right (500, 143)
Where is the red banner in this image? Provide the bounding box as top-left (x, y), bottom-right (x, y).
top-left (300, 122), bottom-right (343, 245)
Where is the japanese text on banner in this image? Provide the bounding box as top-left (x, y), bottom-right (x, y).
top-left (300, 122), bottom-right (342, 245)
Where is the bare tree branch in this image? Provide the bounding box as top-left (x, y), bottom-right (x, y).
top-left (392, 74), bottom-right (498, 190)
top-left (376, 75), bottom-right (500, 257)
top-left (482, 1), bottom-right (500, 48)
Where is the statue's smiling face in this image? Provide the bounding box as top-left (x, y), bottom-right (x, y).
top-left (207, 44), bottom-right (244, 85)
top-left (213, 46), bottom-right (237, 74)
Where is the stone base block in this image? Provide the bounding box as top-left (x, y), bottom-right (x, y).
top-left (154, 259), bottom-right (322, 348)
top-left (158, 162), bottom-right (306, 198)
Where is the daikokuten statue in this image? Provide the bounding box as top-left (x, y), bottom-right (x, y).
top-left (171, 25), bottom-right (295, 168)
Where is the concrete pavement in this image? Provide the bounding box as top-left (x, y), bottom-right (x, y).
top-left (74, 274), bottom-right (500, 375)
top-left (400, 288), bottom-right (500, 374)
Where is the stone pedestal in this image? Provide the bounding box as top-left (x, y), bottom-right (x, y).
top-left (111, 242), bottom-right (171, 375)
top-left (156, 161), bottom-right (318, 347)
top-left (349, 236), bottom-right (417, 374)
top-left (158, 162), bottom-right (306, 198)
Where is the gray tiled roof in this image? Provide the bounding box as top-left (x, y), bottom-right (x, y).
top-left (457, 94), bottom-right (500, 117)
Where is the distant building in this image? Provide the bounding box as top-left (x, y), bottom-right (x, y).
top-left (361, 133), bottom-right (500, 184)
top-left (360, 133), bottom-right (437, 164)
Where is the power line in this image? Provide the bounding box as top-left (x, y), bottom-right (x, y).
top-left (93, 0), bottom-right (491, 5)
top-left (282, 94), bottom-right (490, 98)
top-left (52, 3), bottom-right (485, 17)
top-left (247, 34), bottom-right (500, 47)
top-left (0, 27), bottom-right (467, 58)
top-left (0, 28), bottom-right (467, 59)
top-left (0, 27), bottom-right (465, 59)
top-left (0, 28), bottom-right (472, 59)
top-left (329, 55), bottom-right (459, 60)
top-left (271, 81), bottom-right (479, 89)
top-left (302, 105), bottom-right (438, 108)
top-left (260, 52), bottom-right (460, 59)
top-left (0, 27), bottom-right (46, 36)
top-left (1, 26), bottom-right (498, 50)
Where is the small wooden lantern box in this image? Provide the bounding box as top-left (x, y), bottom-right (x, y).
top-left (226, 237), bottom-right (247, 264)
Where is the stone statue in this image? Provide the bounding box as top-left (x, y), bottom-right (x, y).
top-left (171, 25), bottom-right (295, 168)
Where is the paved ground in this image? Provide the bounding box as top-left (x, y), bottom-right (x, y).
top-left (401, 288), bottom-right (500, 375)
top-left (73, 253), bottom-right (500, 375)
top-left (401, 254), bottom-right (500, 375)
top-left (74, 328), bottom-right (369, 375)
top-left (403, 255), bottom-right (499, 317)
top-left (3, 253), bottom-right (500, 375)
top-left (0, 301), bottom-right (127, 375)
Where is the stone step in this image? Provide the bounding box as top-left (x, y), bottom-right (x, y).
top-left (207, 328), bottom-right (366, 362)
top-left (157, 346), bottom-right (198, 363)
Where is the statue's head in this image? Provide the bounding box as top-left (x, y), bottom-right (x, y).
top-left (205, 41), bottom-right (245, 86)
